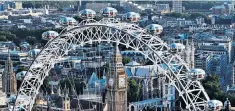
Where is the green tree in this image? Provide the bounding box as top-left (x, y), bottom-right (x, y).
top-left (123, 57), bottom-right (131, 65)
top-left (0, 31), bottom-right (19, 43)
top-left (188, 13), bottom-right (204, 19)
top-left (0, 35), bottom-right (7, 41)
top-left (26, 36), bottom-right (37, 45)
top-left (57, 8), bottom-right (63, 12)
top-left (41, 77), bottom-right (51, 94)
top-left (165, 12), bottom-right (184, 18)
top-left (22, 1), bottom-right (76, 9)
top-left (128, 79), bottom-right (141, 102)
top-left (201, 75), bottom-right (224, 100)
top-left (201, 75), bottom-right (235, 106)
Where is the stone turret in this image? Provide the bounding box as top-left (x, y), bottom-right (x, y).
top-left (63, 88), bottom-right (70, 111)
top-left (224, 98), bottom-right (231, 111)
top-left (142, 74), bottom-right (149, 100)
top-left (190, 40), bottom-right (195, 68)
top-left (57, 86), bottom-right (61, 96)
top-left (185, 40), bottom-right (190, 66)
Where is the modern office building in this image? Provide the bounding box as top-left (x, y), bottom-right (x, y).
top-left (0, 51), bottom-right (28, 62)
top-left (232, 61), bottom-right (235, 85)
top-left (210, 54), bottom-right (227, 75)
top-left (155, 4), bottom-right (170, 13)
top-left (172, 0), bottom-right (182, 13)
top-left (196, 33), bottom-right (233, 63)
top-left (195, 53), bottom-right (212, 74)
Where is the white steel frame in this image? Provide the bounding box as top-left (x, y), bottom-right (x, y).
top-left (14, 19), bottom-right (209, 111)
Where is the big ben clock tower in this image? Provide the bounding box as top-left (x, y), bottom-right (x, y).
top-left (107, 44), bottom-right (127, 111)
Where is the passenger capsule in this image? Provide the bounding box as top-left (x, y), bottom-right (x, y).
top-left (59, 17), bottom-right (77, 25)
top-left (123, 12), bottom-right (140, 23)
top-left (101, 7), bottom-right (118, 17)
top-left (208, 100), bottom-right (223, 111)
top-left (146, 24), bottom-right (163, 35)
top-left (170, 43), bottom-right (185, 53)
top-left (79, 9), bottom-right (96, 19)
top-left (42, 30), bottom-right (59, 41)
top-left (16, 71), bottom-right (27, 81)
top-left (28, 49), bottom-right (41, 57)
top-left (9, 95), bottom-right (16, 103)
top-left (188, 68), bottom-right (206, 80)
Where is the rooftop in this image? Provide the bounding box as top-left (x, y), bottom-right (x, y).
top-left (132, 98), bottom-right (162, 106)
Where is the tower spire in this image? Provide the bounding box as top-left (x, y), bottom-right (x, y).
top-left (190, 39), bottom-right (195, 68)
top-left (8, 48), bottom-right (11, 61)
top-left (57, 85), bottom-right (61, 96)
top-left (115, 43), bottom-right (120, 54)
top-left (103, 68), bottom-right (106, 79)
top-left (2, 47), bottom-right (17, 95)
top-left (51, 84), bottom-right (54, 94)
top-left (107, 43), bottom-right (127, 111)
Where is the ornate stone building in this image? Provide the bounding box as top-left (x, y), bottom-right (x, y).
top-left (107, 44), bottom-right (127, 111)
top-left (2, 50), bottom-right (17, 96)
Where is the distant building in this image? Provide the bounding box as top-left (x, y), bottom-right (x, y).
top-left (155, 4), bottom-right (170, 13)
top-left (19, 19), bottom-right (32, 24)
top-left (0, 41), bottom-right (16, 50)
top-left (129, 98), bottom-right (164, 111)
top-left (195, 33), bottom-right (233, 63)
top-left (196, 17), bottom-right (205, 25)
top-left (165, 18), bottom-right (195, 27)
top-left (0, 1), bottom-right (22, 10)
top-left (85, 3), bottom-right (110, 12)
top-left (0, 72), bottom-right (7, 108)
top-left (232, 61), bottom-right (235, 85)
top-left (230, 1), bottom-right (235, 14)
top-left (172, 0), bottom-right (182, 13)
top-left (210, 54), bottom-right (227, 75)
top-left (211, 5), bottom-right (227, 15)
top-left (0, 51), bottom-right (28, 62)
top-left (212, 15), bottom-right (233, 25)
top-left (121, 51), bottom-right (146, 64)
top-left (0, 3), bottom-right (4, 11)
top-left (14, 2), bottom-right (22, 9)
top-left (194, 53), bottom-right (212, 74)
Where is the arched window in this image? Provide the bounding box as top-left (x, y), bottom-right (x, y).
top-left (131, 105), bottom-right (135, 111)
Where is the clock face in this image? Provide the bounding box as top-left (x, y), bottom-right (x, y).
top-left (119, 77), bottom-right (125, 88)
top-left (108, 78), bottom-right (114, 87)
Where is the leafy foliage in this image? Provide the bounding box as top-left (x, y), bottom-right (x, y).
top-left (22, 1), bottom-right (76, 9)
top-left (183, 1), bottom-right (217, 10)
top-left (3, 28), bottom-right (62, 45)
top-left (0, 31), bottom-right (19, 43)
top-left (26, 36), bottom-right (36, 45)
top-left (128, 79), bottom-right (141, 102)
top-left (0, 35), bottom-right (7, 41)
top-left (201, 75), bottom-right (235, 106)
top-left (123, 57), bottom-right (131, 65)
top-left (165, 12), bottom-right (185, 18)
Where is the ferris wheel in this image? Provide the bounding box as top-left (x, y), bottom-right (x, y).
top-left (14, 8), bottom-right (212, 111)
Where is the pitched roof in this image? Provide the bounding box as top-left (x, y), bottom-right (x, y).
top-left (88, 72), bottom-right (99, 87)
top-left (126, 61), bottom-right (141, 66)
